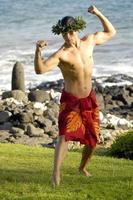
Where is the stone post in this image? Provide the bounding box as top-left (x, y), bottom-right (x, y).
top-left (12, 61), bottom-right (25, 92)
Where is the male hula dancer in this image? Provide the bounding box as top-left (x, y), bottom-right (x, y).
top-left (34, 5), bottom-right (116, 186)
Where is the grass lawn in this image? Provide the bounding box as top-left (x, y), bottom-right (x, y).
top-left (0, 143), bottom-right (133, 200)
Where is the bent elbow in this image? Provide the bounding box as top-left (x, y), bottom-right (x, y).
top-left (106, 30), bottom-right (116, 41)
top-left (111, 29), bottom-right (117, 37)
top-left (34, 66), bottom-right (42, 74)
top-left (113, 29), bottom-right (117, 36)
top-left (35, 69), bottom-right (45, 74)
top-left (35, 70), bottom-right (41, 74)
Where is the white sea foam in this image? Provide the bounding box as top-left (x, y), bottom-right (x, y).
top-left (0, 47), bottom-right (133, 91)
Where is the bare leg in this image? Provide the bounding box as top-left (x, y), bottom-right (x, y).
top-left (52, 135), bottom-right (68, 187)
top-left (79, 145), bottom-right (95, 177)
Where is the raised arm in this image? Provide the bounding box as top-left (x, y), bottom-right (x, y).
top-left (88, 5), bottom-right (117, 45)
top-left (34, 40), bottom-right (60, 74)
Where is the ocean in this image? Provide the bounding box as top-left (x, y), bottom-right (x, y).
top-left (0, 0), bottom-right (133, 91)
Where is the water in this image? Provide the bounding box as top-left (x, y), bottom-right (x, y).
top-left (0, 0), bottom-right (133, 90)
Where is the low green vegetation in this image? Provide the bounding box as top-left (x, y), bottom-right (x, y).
top-left (110, 130), bottom-right (133, 159)
top-left (0, 143), bottom-right (133, 200)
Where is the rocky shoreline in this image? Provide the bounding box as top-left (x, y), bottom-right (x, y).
top-left (0, 62), bottom-right (133, 149)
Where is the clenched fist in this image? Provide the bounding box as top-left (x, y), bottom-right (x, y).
top-left (36, 40), bottom-right (48, 51)
top-left (88, 5), bottom-right (100, 15)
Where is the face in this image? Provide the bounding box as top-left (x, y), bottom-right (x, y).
top-left (62, 31), bottom-right (78, 45)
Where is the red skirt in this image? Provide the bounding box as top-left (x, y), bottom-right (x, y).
top-left (58, 89), bottom-right (100, 147)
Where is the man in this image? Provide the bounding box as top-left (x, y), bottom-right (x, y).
top-left (34, 5), bottom-right (116, 186)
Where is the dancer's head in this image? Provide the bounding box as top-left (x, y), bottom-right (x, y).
top-left (52, 16), bottom-right (86, 35)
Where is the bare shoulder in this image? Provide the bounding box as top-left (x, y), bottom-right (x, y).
top-left (57, 44), bottom-right (70, 58)
top-left (81, 34), bottom-right (95, 45)
top-left (50, 45), bottom-right (64, 60)
top-left (50, 45), bottom-right (68, 66)
top-left (56, 44), bottom-right (66, 55)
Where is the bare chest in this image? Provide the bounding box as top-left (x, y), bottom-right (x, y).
top-left (59, 45), bottom-right (94, 73)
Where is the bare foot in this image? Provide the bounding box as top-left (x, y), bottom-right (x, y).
top-left (79, 169), bottom-right (92, 177)
top-left (52, 171), bottom-right (61, 187)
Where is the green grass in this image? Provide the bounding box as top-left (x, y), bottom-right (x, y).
top-left (0, 143), bottom-right (133, 200)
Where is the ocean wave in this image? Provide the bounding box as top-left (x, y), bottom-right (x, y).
top-left (0, 47), bottom-right (133, 91)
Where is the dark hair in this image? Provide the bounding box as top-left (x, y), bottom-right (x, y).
top-left (52, 16), bottom-right (86, 35)
top-left (60, 16), bottom-right (76, 27)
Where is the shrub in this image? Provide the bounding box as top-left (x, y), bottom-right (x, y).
top-left (110, 130), bottom-right (133, 159)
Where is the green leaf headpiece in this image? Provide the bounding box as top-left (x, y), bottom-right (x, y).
top-left (52, 16), bottom-right (86, 35)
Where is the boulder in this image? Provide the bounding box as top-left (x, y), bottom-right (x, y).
top-left (37, 116), bottom-right (52, 130)
top-left (28, 90), bottom-right (50, 102)
top-left (2, 90), bottom-right (28, 103)
top-left (26, 123), bottom-right (44, 137)
top-left (0, 130), bottom-right (11, 142)
top-left (10, 127), bottom-right (24, 138)
top-left (0, 111), bottom-right (12, 123)
top-left (96, 92), bottom-right (105, 111)
top-left (0, 122), bottom-right (13, 130)
top-left (19, 112), bottom-right (33, 123)
top-left (47, 102), bottom-right (59, 118)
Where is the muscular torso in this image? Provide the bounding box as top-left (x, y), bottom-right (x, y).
top-left (58, 36), bottom-right (94, 98)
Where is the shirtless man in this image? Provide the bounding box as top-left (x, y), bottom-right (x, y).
top-left (34, 5), bottom-right (116, 186)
